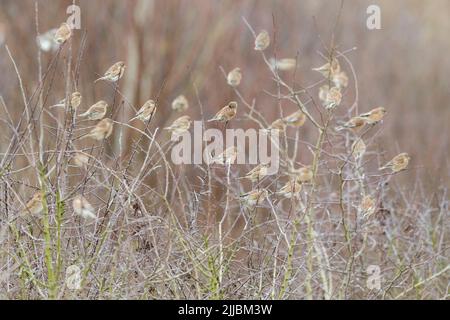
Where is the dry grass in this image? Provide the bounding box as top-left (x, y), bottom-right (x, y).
top-left (0, 0), bottom-right (448, 300)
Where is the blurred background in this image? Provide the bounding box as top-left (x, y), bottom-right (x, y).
top-left (0, 0), bottom-right (449, 191)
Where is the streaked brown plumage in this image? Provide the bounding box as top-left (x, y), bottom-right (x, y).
top-left (131, 100), bottom-right (156, 122)
top-left (312, 59), bottom-right (340, 78)
top-left (212, 146), bottom-right (237, 165)
top-left (164, 115), bottom-right (192, 138)
top-left (95, 61), bottom-right (126, 83)
top-left (78, 100), bottom-right (108, 120)
top-left (208, 101), bottom-right (238, 123)
top-left (73, 195), bottom-right (96, 220)
top-left (278, 179), bottom-right (302, 199)
top-left (380, 153), bottom-right (410, 173)
top-left (240, 189), bottom-right (268, 207)
top-left (84, 118), bottom-right (114, 141)
top-left (54, 22), bottom-right (72, 44)
top-left (324, 87), bottom-right (342, 110)
top-left (23, 192), bottom-right (44, 215)
top-left (254, 30), bottom-right (270, 51)
top-left (283, 110), bottom-right (306, 128)
top-left (336, 117), bottom-right (367, 132)
top-left (242, 164), bottom-right (269, 182)
top-left (51, 92), bottom-right (82, 110)
top-left (351, 139), bottom-right (366, 160)
top-left (359, 107), bottom-right (387, 124)
top-left (227, 68), bottom-right (242, 87)
top-left (73, 152), bottom-right (89, 169)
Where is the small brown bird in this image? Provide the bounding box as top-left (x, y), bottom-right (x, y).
top-left (351, 139), bottom-right (366, 160)
top-left (78, 100), bottom-right (108, 121)
top-left (172, 95), bottom-right (189, 112)
top-left (50, 92), bottom-right (82, 110)
top-left (332, 71), bottom-right (349, 89)
top-left (212, 146), bottom-right (238, 165)
top-left (131, 100), bottom-right (156, 122)
top-left (290, 166), bottom-right (314, 183)
top-left (283, 110), bottom-right (306, 128)
top-left (380, 153), bottom-right (410, 173)
top-left (312, 59), bottom-right (340, 78)
top-left (54, 22), bottom-right (72, 44)
top-left (23, 192), bottom-right (44, 215)
top-left (254, 30), bottom-right (270, 51)
top-left (360, 195), bottom-right (376, 218)
top-left (164, 115), bottom-right (192, 139)
top-left (73, 195), bottom-right (96, 220)
top-left (270, 58), bottom-right (297, 71)
top-left (72, 152), bottom-right (89, 169)
top-left (227, 68), bottom-right (242, 87)
top-left (242, 164), bottom-right (270, 182)
top-left (84, 118), bottom-right (114, 141)
top-left (240, 189), bottom-right (268, 207)
top-left (336, 117), bottom-right (367, 132)
top-left (95, 61), bottom-right (126, 83)
top-left (278, 179), bottom-right (302, 199)
top-left (324, 87), bottom-right (342, 110)
top-left (359, 107), bottom-right (387, 124)
top-left (208, 101), bottom-right (238, 123)
top-left (263, 119), bottom-right (287, 135)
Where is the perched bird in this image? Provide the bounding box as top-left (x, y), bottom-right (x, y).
top-left (37, 28), bottom-right (59, 52)
top-left (130, 100), bottom-right (156, 122)
top-left (336, 117), bottom-right (367, 132)
top-left (242, 164), bottom-right (270, 183)
top-left (54, 22), bottom-right (72, 44)
top-left (254, 30), bottom-right (270, 51)
top-left (23, 192), bottom-right (44, 215)
top-left (95, 61), bottom-right (126, 83)
top-left (164, 115), bottom-right (192, 139)
top-left (351, 139), bottom-right (366, 160)
top-left (269, 58), bottom-right (297, 71)
top-left (227, 68), bottom-right (242, 87)
top-left (324, 87), bottom-right (342, 110)
top-left (212, 146), bottom-right (237, 165)
top-left (278, 179), bottom-right (302, 199)
top-left (290, 166), bottom-right (314, 183)
top-left (84, 118), bottom-right (114, 141)
top-left (72, 195), bottom-right (96, 220)
top-left (360, 195), bottom-right (376, 218)
top-left (172, 95), bottom-right (189, 112)
top-left (72, 152), bottom-right (90, 169)
top-left (78, 100), bottom-right (108, 121)
top-left (50, 92), bottom-right (82, 110)
top-left (312, 59), bottom-right (340, 78)
top-left (380, 153), bottom-right (410, 173)
top-left (208, 101), bottom-right (238, 123)
top-left (332, 71), bottom-right (349, 89)
top-left (283, 110), bottom-right (306, 128)
top-left (263, 119), bottom-right (287, 135)
top-left (359, 107), bottom-right (387, 124)
top-left (240, 189), bottom-right (268, 208)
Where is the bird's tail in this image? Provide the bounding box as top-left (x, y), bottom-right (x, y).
top-left (94, 77), bottom-right (105, 83)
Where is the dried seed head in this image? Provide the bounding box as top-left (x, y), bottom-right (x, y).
top-left (73, 195), bottom-right (96, 220)
top-left (172, 95), bottom-right (189, 112)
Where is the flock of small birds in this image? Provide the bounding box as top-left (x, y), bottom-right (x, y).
top-left (22, 24), bottom-right (411, 219)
